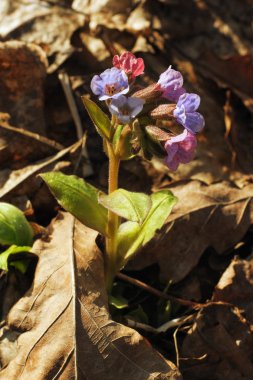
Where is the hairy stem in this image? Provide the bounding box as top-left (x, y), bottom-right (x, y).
top-left (105, 143), bottom-right (120, 291)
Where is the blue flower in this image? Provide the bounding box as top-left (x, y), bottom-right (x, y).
top-left (158, 66), bottom-right (185, 102)
top-left (91, 67), bottom-right (129, 101)
top-left (108, 95), bottom-right (145, 124)
top-left (173, 93), bottom-right (205, 133)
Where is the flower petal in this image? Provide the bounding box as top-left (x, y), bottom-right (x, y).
top-left (177, 93), bottom-right (200, 112)
top-left (184, 112), bottom-right (205, 133)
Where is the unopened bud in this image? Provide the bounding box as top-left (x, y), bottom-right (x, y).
top-left (133, 83), bottom-right (162, 102)
top-left (150, 104), bottom-right (176, 120)
top-left (145, 126), bottom-right (173, 141)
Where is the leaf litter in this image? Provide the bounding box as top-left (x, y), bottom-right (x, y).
top-left (0, 0), bottom-right (253, 379)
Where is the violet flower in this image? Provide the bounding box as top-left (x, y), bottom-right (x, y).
top-left (158, 66), bottom-right (185, 102)
top-left (91, 67), bottom-right (129, 101)
top-left (113, 52), bottom-right (144, 80)
top-left (108, 95), bottom-right (144, 124)
top-left (165, 129), bottom-right (197, 171)
top-left (173, 93), bottom-right (205, 133)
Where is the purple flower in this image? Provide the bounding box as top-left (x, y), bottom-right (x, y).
top-left (165, 129), bottom-right (197, 171)
top-left (173, 93), bottom-right (205, 133)
top-left (158, 66), bottom-right (185, 102)
top-left (108, 95), bottom-right (144, 124)
top-left (91, 67), bottom-right (129, 101)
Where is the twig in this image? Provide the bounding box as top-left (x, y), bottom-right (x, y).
top-left (116, 272), bottom-right (200, 308)
top-left (125, 319), bottom-right (157, 334)
top-left (157, 314), bottom-right (194, 333)
top-left (0, 118), bottom-right (64, 151)
top-left (58, 71), bottom-right (93, 177)
top-left (117, 272), bottom-right (234, 310)
top-left (173, 326), bottom-right (180, 368)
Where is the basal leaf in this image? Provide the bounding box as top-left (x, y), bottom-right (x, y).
top-left (0, 245), bottom-right (31, 273)
top-left (98, 189), bottom-right (152, 224)
top-left (123, 190), bottom-right (177, 262)
top-left (0, 203), bottom-right (34, 246)
top-left (41, 172), bottom-right (108, 235)
top-left (82, 96), bottom-right (111, 140)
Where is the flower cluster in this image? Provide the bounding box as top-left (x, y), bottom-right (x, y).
top-left (91, 52), bottom-right (205, 171)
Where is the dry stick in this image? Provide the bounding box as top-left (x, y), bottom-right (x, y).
top-left (0, 119), bottom-right (64, 151)
top-left (58, 71), bottom-right (93, 177)
top-left (116, 272), bottom-right (232, 310)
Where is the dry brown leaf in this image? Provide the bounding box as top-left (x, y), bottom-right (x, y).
top-left (129, 180), bottom-right (253, 283)
top-left (0, 41), bottom-right (47, 134)
top-left (181, 304), bottom-right (253, 380)
top-left (213, 256), bottom-right (253, 323)
top-left (0, 212), bottom-right (181, 379)
top-left (0, 140), bottom-right (82, 199)
top-left (0, 113), bottom-right (64, 168)
top-left (0, 1), bottom-right (86, 73)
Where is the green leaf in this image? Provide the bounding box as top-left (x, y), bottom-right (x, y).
top-left (109, 294), bottom-right (128, 309)
top-left (0, 203), bottom-right (34, 246)
top-left (82, 96), bottom-right (111, 140)
top-left (98, 189), bottom-right (152, 224)
top-left (122, 190), bottom-right (177, 262)
top-left (0, 245), bottom-right (31, 273)
top-left (41, 172), bottom-right (108, 236)
top-left (116, 221), bottom-right (140, 259)
top-left (113, 125), bottom-right (134, 160)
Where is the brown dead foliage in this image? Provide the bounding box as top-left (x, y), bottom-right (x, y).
top-left (0, 213), bottom-right (181, 380)
top-left (129, 180), bottom-right (253, 283)
top-left (0, 41), bottom-right (47, 134)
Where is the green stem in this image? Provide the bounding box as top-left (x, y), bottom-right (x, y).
top-left (105, 143), bottom-right (120, 291)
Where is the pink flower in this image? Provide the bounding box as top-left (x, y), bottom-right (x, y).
top-left (164, 129), bottom-right (197, 171)
top-left (113, 52), bottom-right (144, 80)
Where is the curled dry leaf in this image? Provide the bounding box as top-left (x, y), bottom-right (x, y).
top-left (129, 180), bottom-right (253, 283)
top-left (213, 256), bottom-right (253, 323)
top-left (181, 304), bottom-right (253, 380)
top-left (0, 41), bottom-right (47, 134)
top-left (0, 213), bottom-right (181, 380)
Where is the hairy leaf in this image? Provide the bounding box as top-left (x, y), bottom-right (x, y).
top-left (82, 96), bottom-right (111, 140)
top-left (0, 213), bottom-right (181, 379)
top-left (99, 189), bottom-right (152, 224)
top-left (123, 190), bottom-right (177, 262)
top-left (41, 171), bottom-right (108, 235)
top-left (0, 203), bottom-right (33, 246)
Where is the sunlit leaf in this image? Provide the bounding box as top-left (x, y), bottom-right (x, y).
top-left (0, 203), bottom-right (34, 246)
top-left (123, 190), bottom-right (177, 262)
top-left (41, 172), bottom-right (108, 235)
top-left (99, 189), bottom-right (152, 224)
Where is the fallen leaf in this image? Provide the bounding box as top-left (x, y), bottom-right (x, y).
top-left (0, 1), bottom-right (86, 73)
top-left (0, 113), bottom-right (64, 168)
top-left (0, 41), bottom-right (47, 134)
top-left (128, 180), bottom-right (253, 283)
top-left (213, 256), bottom-right (253, 323)
top-left (0, 212), bottom-right (182, 379)
top-left (0, 140), bottom-right (82, 199)
top-left (181, 304), bottom-right (253, 380)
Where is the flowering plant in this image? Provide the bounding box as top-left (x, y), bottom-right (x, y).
top-left (41, 52), bottom-right (204, 291)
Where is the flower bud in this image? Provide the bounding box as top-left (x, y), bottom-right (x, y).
top-left (145, 126), bottom-right (173, 142)
top-left (150, 104), bottom-right (176, 120)
top-left (132, 83), bottom-right (162, 102)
